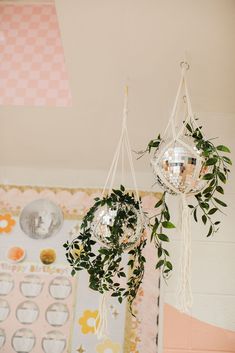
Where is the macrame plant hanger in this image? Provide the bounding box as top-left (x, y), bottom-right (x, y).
top-left (95, 86), bottom-right (144, 339)
top-left (158, 62), bottom-right (203, 313)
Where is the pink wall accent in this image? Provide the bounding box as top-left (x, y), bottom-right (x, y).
top-left (0, 4), bottom-right (72, 107)
top-left (164, 304), bottom-right (235, 353)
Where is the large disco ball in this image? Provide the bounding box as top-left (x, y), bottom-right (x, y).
top-left (151, 136), bottom-right (208, 195)
top-left (91, 204), bottom-right (145, 250)
top-left (20, 199), bottom-right (63, 239)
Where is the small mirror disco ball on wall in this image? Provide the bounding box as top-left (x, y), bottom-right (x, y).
top-left (20, 199), bottom-right (63, 240)
top-left (151, 136), bottom-right (208, 195)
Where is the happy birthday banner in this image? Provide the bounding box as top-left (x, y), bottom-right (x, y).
top-left (0, 184), bottom-right (161, 353)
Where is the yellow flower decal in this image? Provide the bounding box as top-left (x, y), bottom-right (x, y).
top-left (0, 213), bottom-right (16, 233)
top-left (78, 310), bottom-right (99, 334)
top-left (96, 339), bottom-right (121, 353)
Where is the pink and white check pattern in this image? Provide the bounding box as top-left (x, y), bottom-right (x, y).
top-left (0, 4), bottom-right (72, 107)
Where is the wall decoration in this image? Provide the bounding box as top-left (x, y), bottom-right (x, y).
top-left (0, 263), bottom-right (76, 353)
top-left (42, 331), bottom-right (66, 353)
top-left (77, 345), bottom-right (86, 353)
top-left (138, 62), bottom-right (232, 312)
top-left (16, 301), bottom-right (39, 325)
top-left (0, 299), bottom-right (10, 322)
top-left (40, 248), bottom-right (56, 265)
top-left (12, 328), bottom-right (36, 353)
top-left (96, 338), bottom-right (121, 353)
top-left (0, 328), bottom-right (6, 349)
top-left (0, 184), bottom-right (161, 353)
top-left (19, 199), bottom-right (63, 239)
top-left (7, 246), bottom-right (25, 263)
top-left (0, 3), bottom-right (72, 107)
top-left (46, 303), bottom-right (69, 327)
top-left (78, 310), bottom-right (99, 334)
top-left (0, 213), bottom-right (16, 234)
top-left (0, 273), bottom-right (14, 296)
top-left (20, 275), bottom-right (44, 299)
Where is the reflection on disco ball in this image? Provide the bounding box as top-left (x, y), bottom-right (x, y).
top-left (91, 204), bottom-right (145, 250)
top-left (20, 199), bottom-right (63, 240)
top-left (151, 136), bottom-right (208, 195)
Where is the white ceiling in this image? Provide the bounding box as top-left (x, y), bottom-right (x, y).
top-left (0, 0), bottom-right (235, 181)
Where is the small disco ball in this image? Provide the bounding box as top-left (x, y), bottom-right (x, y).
top-left (20, 199), bottom-right (63, 240)
top-left (151, 136), bottom-right (208, 195)
top-left (91, 204), bottom-right (145, 250)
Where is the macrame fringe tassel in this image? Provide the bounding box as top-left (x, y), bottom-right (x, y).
top-left (177, 194), bottom-right (193, 313)
top-left (95, 293), bottom-right (108, 340)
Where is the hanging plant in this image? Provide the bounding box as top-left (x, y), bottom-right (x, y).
top-left (64, 87), bottom-right (148, 336)
top-left (138, 62), bottom-right (232, 311)
top-left (141, 120), bottom-right (231, 274)
top-left (64, 185), bottom-right (146, 311)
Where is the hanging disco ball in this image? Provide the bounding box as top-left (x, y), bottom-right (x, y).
top-left (20, 199), bottom-right (63, 240)
top-left (151, 136), bottom-right (209, 195)
top-left (91, 204), bottom-right (145, 250)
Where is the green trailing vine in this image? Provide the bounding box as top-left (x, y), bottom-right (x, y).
top-left (185, 121), bottom-right (231, 237)
top-left (64, 185), bottom-right (146, 312)
top-left (138, 119), bottom-right (231, 277)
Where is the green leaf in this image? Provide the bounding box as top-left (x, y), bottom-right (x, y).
top-left (163, 249), bottom-right (169, 256)
top-left (203, 173), bottom-right (214, 180)
top-left (193, 208), bottom-right (198, 222)
top-left (205, 158), bottom-right (218, 166)
top-left (162, 221), bottom-right (175, 229)
top-left (156, 259), bottom-right (164, 269)
top-left (158, 247), bottom-right (162, 258)
top-left (120, 184), bottom-right (125, 192)
top-left (216, 186), bottom-right (224, 194)
top-left (218, 172), bottom-right (226, 184)
top-left (213, 198), bottom-right (227, 207)
top-left (202, 215), bottom-right (207, 224)
top-left (207, 225), bottom-right (213, 237)
top-left (118, 297), bottom-right (123, 304)
top-left (155, 199), bottom-right (163, 208)
top-left (158, 234), bottom-right (169, 242)
top-left (166, 261), bottom-right (173, 270)
top-left (111, 292), bottom-right (119, 297)
top-left (203, 186), bottom-right (213, 195)
top-left (119, 272), bottom-right (126, 277)
top-left (99, 248), bottom-right (110, 255)
top-left (216, 145), bottom-right (231, 153)
top-left (222, 156), bottom-right (232, 165)
top-left (208, 208), bottom-right (218, 215)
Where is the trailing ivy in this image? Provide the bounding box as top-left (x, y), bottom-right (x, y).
top-left (64, 185), bottom-right (146, 313)
top-left (185, 121), bottom-right (231, 237)
top-left (150, 191), bottom-right (175, 279)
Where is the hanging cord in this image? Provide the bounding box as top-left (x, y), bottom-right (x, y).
top-left (102, 85), bottom-right (141, 204)
top-left (157, 62), bottom-right (199, 313)
top-left (95, 292), bottom-right (109, 340)
top-left (177, 193), bottom-right (193, 312)
top-left (96, 86), bottom-right (144, 339)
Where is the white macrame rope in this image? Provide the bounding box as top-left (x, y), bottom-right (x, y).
top-left (177, 193), bottom-right (193, 312)
top-left (102, 86), bottom-right (141, 204)
top-left (160, 63), bottom-right (199, 313)
top-left (95, 292), bottom-right (109, 340)
top-left (97, 86), bottom-right (143, 339)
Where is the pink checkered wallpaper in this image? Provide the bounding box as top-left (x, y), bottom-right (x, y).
top-left (0, 4), bottom-right (72, 107)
